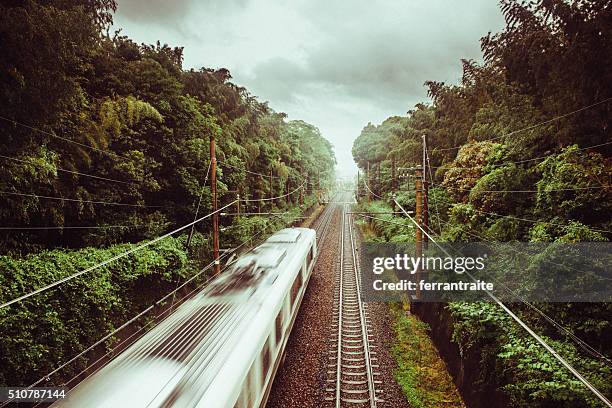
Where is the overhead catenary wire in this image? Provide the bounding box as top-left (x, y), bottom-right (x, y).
top-left (0, 200), bottom-right (237, 310)
top-left (0, 190), bottom-right (162, 208)
top-left (429, 140), bottom-right (612, 170)
top-left (0, 115), bottom-right (122, 159)
top-left (0, 154), bottom-right (137, 186)
top-left (469, 208), bottom-right (611, 234)
top-left (220, 161), bottom-right (283, 179)
top-left (362, 174), bottom-right (384, 200)
top-left (0, 225), bottom-right (149, 230)
top-left (3, 255), bottom-right (226, 408)
top-left (431, 183), bottom-right (608, 193)
top-left (242, 180), bottom-right (306, 202)
top-left (11, 204), bottom-right (307, 408)
top-left (424, 181), bottom-right (611, 361)
top-left (393, 199), bottom-right (612, 407)
top-left (434, 97), bottom-right (612, 152)
top-left (433, 216), bottom-right (612, 366)
top-left (355, 214), bottom-right (414, 228)
top-left (425, 144), bottom-right (442, 234)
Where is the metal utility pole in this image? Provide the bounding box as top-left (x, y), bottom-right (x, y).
top-left (422, 135), bottom-right (429, 249)
top-left (210, 133), bottom-right (220, 276)
top-left (366, 162), bottom-right (371, 203)
top-left (415, 167), bottom-right (423, 299)
top-left (269, 169), bottom-right (273, 210)
top-left (300, 175), bottom-right (305, 205)
top-left (377, 163), bottom-right (381, 196)
top-left (391, 157), bottom-right (397, 211)
top-left (317, 170), bottom-right (321, 203)
top-left (236, 191), bottom-right (241, 216)
top-left (258, 175), bottom-right (263, 214)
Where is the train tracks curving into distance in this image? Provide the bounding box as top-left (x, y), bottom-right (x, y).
top-left (324, 200), bottom-right (381, 407)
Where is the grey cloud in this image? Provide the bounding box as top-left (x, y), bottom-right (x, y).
top-left (247, 0), bottom-right (503, 113)
top-left (113, 0), bottom-right (505, 176)
top-left (116, 0), bottom-right (248, 24)
top-left (250, 33), bottom-right (466, 113)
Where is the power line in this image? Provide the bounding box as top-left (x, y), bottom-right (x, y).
top-left (0, 154), bottom-right (136, 186)
top-left (2, 200), bottom-right (307, 407)
top-left (430, 140), bottom-right (612, 170)
top-left (362, 174), bottom-right (383, 200)
top-left (394, 199), bottom-right (612, 407)
top-left (434, 97), bottom-right (612, 152)
top-left (0, 115), bottom-right (122, 159)
top-left (220, 161), bottom-right (280, 179)
top-left (435, 184), bottom-right (608, 193)
top-left (355, 214), bottom-right (414, 228)
top-left (469, 208), bottom-right (611, 234)
top-left (434, 217), bottom-right (612, 366)
top-left (0, 190), bottom-right (161, 208)
top-left (243, 181), bottom-right (306, 202)
top-left (0, 225), bottom-right (148, 230)
top-left (0, 200), bottom-right (237, 310)
top-left (425, 145), bottom-right (442, 234)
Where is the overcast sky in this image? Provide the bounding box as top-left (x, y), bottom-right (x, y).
top-left (113, 0), bottom-right (505, 177)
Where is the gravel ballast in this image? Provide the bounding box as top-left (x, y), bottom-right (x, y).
top-left (267, 202), bottom-right (410, 407)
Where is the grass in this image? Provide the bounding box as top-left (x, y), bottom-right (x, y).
top-left (390, 302), bottom-right (465, 408)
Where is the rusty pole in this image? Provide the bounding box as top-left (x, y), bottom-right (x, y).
top-left (236, 191), bottom-right (240, 216)
top-left (415, 168), bottom-right (423, 299)
top-left (391, 157), bottom-right (397, 211)
top-left (422, 135), bottom-right (429, 250)
top-left (366, 162), bottom-right (370, 203)
top-left (210, 132), bottom-right (220, 276)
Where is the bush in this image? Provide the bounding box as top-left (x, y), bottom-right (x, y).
top-left (0, 235), bottom-right (197, 386)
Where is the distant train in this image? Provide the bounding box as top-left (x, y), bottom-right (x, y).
top-left (54, 227), bottom-right (317, 408)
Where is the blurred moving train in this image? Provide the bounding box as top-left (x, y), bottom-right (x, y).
top-left (54, 227), bottom-right (317, 408)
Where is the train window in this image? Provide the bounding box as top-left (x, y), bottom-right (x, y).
top-left (306, 246), bottom-right (314, 268)
top-left (247, 362), bottom-right (259, 408)
top-left (290, 272), bottom-right (302, 307)
top-left (261, 337), bottom-right (271, 382)
top-left (275, 310), bottom-right (283, 345)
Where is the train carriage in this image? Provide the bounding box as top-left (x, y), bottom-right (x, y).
top-left (55, 227), bottom-right (317, 408)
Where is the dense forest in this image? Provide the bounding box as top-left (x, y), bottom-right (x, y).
top-left (0, 0), bottom-right (335, 387)
top-left (352, 0), bottom-right (611, 407)
top-left (0, 0), bottom-right (335, 254)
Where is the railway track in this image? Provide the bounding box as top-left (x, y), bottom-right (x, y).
top-left (325, 203), bottom-right (381, 407)
top-left (311, 192), bottom-right (339, 246)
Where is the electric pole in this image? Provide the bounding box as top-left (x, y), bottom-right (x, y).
top-left (391, 157), bottom-right (397, 211)
top-left (366, 161), bottom-right (370, 203)
top-left (422, 135), bottom-right (429, 249)
top-left (317, 170), bottom-right (321, 203)
top-left (236, 191), bottom-right (241, 216)
top-left (415, 167), bottom-right (423, 299)
top-left (210, 132), bottom-right (220, 276)
top-left (377, 162), bottom-right (381, 196)
top-left (269, 169), bottom-right (273, 210)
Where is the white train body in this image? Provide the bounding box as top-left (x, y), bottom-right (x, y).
top-left (55, 227), bottom-right (317, 408)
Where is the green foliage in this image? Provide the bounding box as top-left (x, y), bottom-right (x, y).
top-left (0, 2), bottom-right (335, 254)
top-left (449, 302), bottom-right (612, 407)
top-left (0, 0), bottom-right (335, 389)
top-left (0, 234), bottom-right (196, 386)
top-left (391, 303), bottom-right (465, 408)
top-left (355, 201), bottom-right (415, 242)
top-left (351, 2), bottom-right (612, 406)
